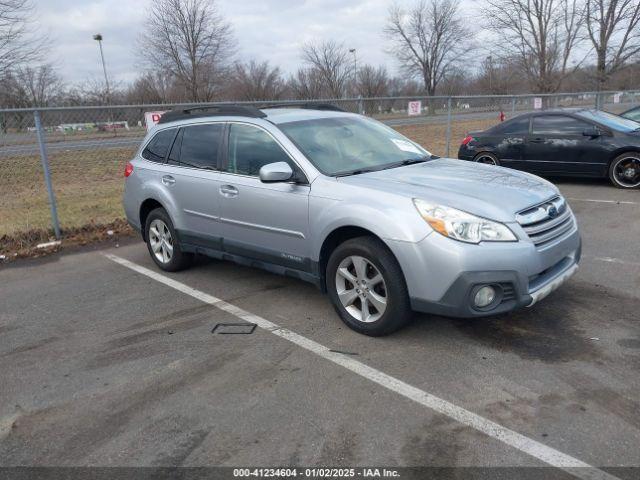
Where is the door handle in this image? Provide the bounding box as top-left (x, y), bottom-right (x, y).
top-left (162, 175), bottom-right (176, 186)
top-left (219, 185), bottom-right (238, 197)
top-left (529, 138), bottom-right (545, 143)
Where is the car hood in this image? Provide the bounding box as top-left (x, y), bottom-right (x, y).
top-left (337, 158), bottom-right (559, 222)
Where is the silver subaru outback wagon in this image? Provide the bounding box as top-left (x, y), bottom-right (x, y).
top-left (123, 104), bottom-right (581, 336)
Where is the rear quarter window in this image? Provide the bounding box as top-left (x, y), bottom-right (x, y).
top-left (141, 128), bottom-right (176, 162)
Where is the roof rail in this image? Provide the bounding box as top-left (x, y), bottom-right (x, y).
top-left (261, 102), bottom-right (346, 112)
top-left (158, 105), bottom-right (267, 124)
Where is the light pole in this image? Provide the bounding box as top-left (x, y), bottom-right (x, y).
top-left (487, 55), bottom-right (493, 94)
top-left (93, 33), bottom-right (110, 104)
top-left (349, 48), bottom-right (357, 83)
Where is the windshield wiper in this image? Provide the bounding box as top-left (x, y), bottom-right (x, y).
top-left (335, 167), bottom-right (377, 177)
top-left (380, 157), bottom-right (430, 170)
top-left (335, 156), bottom-right (431, 177)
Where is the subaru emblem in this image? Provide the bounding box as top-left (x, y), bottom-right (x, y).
top-left (547, 205), bottom-right (558, 218)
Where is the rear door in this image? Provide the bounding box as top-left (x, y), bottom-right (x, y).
top-left (163, 123), bottom-right (225, 248)
top-left (523, 114), bottom-right (607, 175)
top-left (217, 122), bottom-right (312, 271)
top-left (490, 115), bottom-right (530, 169)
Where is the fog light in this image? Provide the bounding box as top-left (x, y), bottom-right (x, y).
top-left (474, 285), bottom-right (496, 308)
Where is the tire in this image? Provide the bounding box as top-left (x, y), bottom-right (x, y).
top-left (326, 236), bottom-right (412, 336)
top-left (473, 152), bottom-right (500, 166)
top-left (144, 207), bottom-right (192, 272)
top-left (608, 153), bottom-right (640, 189)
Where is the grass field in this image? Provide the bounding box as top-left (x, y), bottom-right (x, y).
top-left (0, 117), bottom-right (497, 241)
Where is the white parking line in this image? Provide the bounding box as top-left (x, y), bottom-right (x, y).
top-left (104, 253), bottom-right (618, 480)
top-left (567, 197), bottom-right (638, 205)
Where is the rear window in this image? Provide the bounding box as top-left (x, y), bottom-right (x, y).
top-left (141, 128), bottom-right (176, 162)
top-left (496, 116), bottom-right (530, 134)
top-left (169, 124), bottom-right (224, 169)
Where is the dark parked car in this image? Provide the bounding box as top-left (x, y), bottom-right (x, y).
top-left (620, 105), bottom-right (640, 123)
top-left (458, 108), bottom-right (640, 189)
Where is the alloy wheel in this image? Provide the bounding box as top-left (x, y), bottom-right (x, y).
top-left (612, 156), bottom-right (640, 188)
top-left (149, 219), bottom-right (174, 264)
top-left (475, 154), bottom-right (497, 165)
top-left (335, 255), bottom-right (387, 323)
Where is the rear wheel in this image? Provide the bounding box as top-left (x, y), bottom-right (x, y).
top-left (474, 152), bottom-right (500, 166)
top-left (609, 153), bottom-right (640, 189)
top-left (145, 208), bottom-right (192, 271)
top-left (326, 237), bottom-right (412, 336)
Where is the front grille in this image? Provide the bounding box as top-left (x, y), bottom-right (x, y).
top-left (517, 196), bottom-right (575, 247)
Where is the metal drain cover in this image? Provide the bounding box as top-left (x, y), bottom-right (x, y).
top-left (212, 323), bottom-right (257, 334)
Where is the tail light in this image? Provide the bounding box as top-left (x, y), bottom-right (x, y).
top-left (124, 162), bottom-right (134, 178)
top-left (461, 135), bottom-right (474, 146)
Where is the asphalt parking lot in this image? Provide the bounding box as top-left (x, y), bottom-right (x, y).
top-left (0, 179), bottom-right (638, 478)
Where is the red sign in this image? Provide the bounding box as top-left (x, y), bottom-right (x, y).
top-left (144, 111), bottom-right (167, 130)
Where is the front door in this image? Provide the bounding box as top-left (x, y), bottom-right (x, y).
top-left (217, 122), bottom-right (311, 271)
top-left (524, 114), bottom-right (607, 175)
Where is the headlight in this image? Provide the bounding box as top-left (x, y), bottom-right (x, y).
top-left (413, 199), bottom-right (517, 244)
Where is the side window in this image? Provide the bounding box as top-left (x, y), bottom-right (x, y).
top-left (498, 116), bottom-right (530, 135)
top-left (532, 115), bottom-right (590, 135)
top-left (169, 124), bottom-right (223, 169)
top-left (141, 128), bottom-right (176, 162)
top-left (225, 124), bottom-right (295, 176)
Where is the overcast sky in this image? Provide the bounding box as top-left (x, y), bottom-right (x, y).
top-left (36, 0), bottom-right (445, 86)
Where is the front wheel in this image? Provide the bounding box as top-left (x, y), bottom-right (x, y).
top-left (609, 154), bottom-right (640, 189)
top-left (326, 237), bottom-right (412, 336)
top-left (145, 207), bottom-right (192, 271)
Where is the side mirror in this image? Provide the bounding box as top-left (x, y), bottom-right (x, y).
top-left (583, 127), bottom-right (600, 138)
top-left (259, 161), bottom-right (293, 183)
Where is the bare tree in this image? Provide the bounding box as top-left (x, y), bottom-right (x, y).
top-left (139, 0), bottom-right (235, 102)
top-left (437, 67), bottom-right (469, 96)
top-left (475, 56), bottom-right (522, 94)
top-left (14, 64), bottom-right (61, 106)
top-left (287, 68), bottom-right (325, 99)
top-left (228, 60), bottom-right (285, 100)
top-left (0, 0), bottom-right (45, 77)
top-left (356, 65), bottom-right (390, 98)
top-left (127, 71), bottom-right (177, 104)
top-left (76, 77), bottom-right (125, 105)
top-left (484, 0), bottom-right (584, 93)
top-left (385, 0), bottom-right (472, 97)
top-left (585, 0), bottom-right (640, 91)
top-left (301, 40), bottom-right (352, 98)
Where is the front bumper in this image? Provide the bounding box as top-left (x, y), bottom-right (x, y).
top-left (388, 223), bottom-right (581, 318)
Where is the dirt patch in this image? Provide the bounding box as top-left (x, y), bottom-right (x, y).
top-left (395, 118), bottom-right (497, 156)
top-left (0, 218), bottom-right (135, 263)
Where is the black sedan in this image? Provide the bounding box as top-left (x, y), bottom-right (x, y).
top-left (457, 108), bottom-right (640, 189)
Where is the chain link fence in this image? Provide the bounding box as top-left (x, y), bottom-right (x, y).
top-left (1, 90), bottom-right (638, 241)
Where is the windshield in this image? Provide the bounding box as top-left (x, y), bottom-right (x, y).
top-left (622, 107), bottom-right (640, 122)
top-left (278, 116), bottom-right (431, 176)
top-left (577, 110), bottom-right (640, 132)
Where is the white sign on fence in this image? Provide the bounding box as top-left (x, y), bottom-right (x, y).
top-left (613, 92), bottom-right (622, 104)
top-left (533, 97), bottom-right (542, 109)
top-left (407, 101), bottom-right (422, 116)
top-left (144, 111), bottom-right (167, 130)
